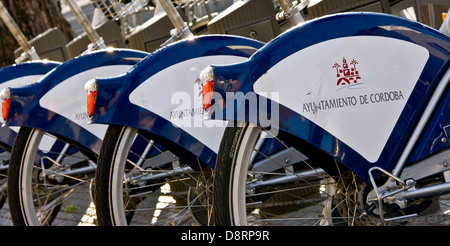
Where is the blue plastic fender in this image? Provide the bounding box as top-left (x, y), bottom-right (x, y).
top-left (209, 13), bottom-right (450, 182)
top-left (0, 61), bottom-right (60, 149)
top-left (4, 49), bottom-right (149, 154)
top-left (91, 35), bottom-right (264, 168)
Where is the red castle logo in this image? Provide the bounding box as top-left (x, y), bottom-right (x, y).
top-left (333, 57), bottom-right (361, 86)
top-left (194, 77), bottom-right (203, 97)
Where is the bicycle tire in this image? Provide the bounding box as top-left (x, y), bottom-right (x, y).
top-left (8, 127), bottom-right (96, 226)
top-left (95, 125), bottom-right (213, 226)
top-left (213, 121), bottom-right (333, 226)
top-left (213, 121), bottom-right (450, 226)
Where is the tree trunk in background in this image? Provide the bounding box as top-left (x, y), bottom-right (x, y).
top-left (0, 0), bottom-right (75, 67)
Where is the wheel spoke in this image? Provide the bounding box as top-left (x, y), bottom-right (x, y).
top-left (95, 126), bottom-right (213, 226)
top-left (8, 128), bottom-right (96, 226)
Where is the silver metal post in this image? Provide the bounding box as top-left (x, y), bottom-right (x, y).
top-left (277, 0), bottom-right (293, 13)
top-left (63, 0), bottom-right (106, 50)
top-left (276, 0), bottom-right (309, 26)
top-left (159, 0), bottom-right (186, 31)
top-left (159, 0), bottom-right (193, 38)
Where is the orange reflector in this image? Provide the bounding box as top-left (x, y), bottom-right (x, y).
top-left (202, 80), bottom-right (214, 110)
top-left (2, 98), bottom-right (10, 121)
top-left (0, 88), bottom-right (11, 122)
top-left (87, 90), bottom-right (97, 117)
top-left (85, 79), bottom-right (98, 118)
top-left (200, 66), bottom-right (215, 111)
top-left (443, 13), bottom-right (447, 21)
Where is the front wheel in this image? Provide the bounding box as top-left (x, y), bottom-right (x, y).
top-left (213, 122), bottom-right (448, 226)
top-left (213, 122), bottom-right (333, 226)
top-left (0, 149), bottom-right (10, 209)
top-left (8, 127), bottom-right (97, 226)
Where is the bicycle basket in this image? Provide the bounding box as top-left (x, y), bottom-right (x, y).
top-left (91, 0), bottom-right (149, 20)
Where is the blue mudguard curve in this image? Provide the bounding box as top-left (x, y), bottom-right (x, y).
top-left (5, 49), bottom-right (149, 154)
top-left (209, 13), bottom-right (450, 182)
top-left (0, 61), bottom-right (61, 149)
top-left (91, 35), bottom-right (264, 168)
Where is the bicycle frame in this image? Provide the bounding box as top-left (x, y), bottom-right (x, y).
top-left (204, 12), bottom-right (450, 183)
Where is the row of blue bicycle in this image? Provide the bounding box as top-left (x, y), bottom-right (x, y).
top-left (0, 0), bottom-right (449, 226)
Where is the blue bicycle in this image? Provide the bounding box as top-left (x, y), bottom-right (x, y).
top-left (88, 0), bottom-right (308, 226)
top-left (0, 0), bottom-right (62, 212)
top-left (3, 0), bottom-right (150, 225)
top-left (0, 61), bottom-right (61, 210)
top-left (203, 11), bottom-right (450, 225)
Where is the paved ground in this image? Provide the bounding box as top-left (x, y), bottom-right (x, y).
top-left (1, 185), bottom-right (449, 226)
top-left (0, 183), bottom-right (96, 226)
